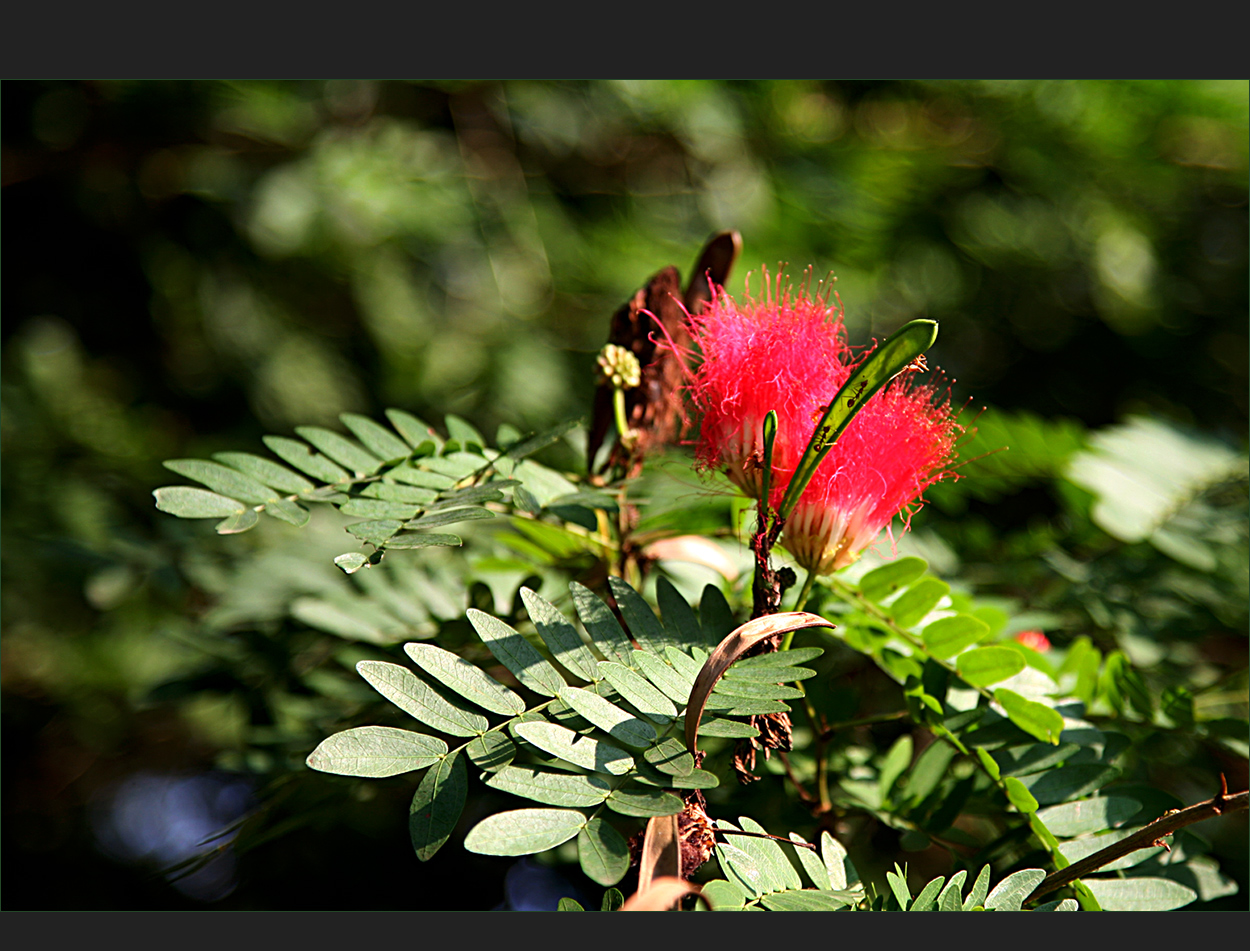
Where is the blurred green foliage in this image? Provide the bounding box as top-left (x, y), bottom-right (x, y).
top-left (2, 80), bottom-right (1246, 909)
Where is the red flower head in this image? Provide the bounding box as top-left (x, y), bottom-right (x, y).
top-left (684, 274), bottom-right (960, 575)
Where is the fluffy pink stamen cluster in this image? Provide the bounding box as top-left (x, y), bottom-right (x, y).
top-left (685, 281), bottom-right (959, 575)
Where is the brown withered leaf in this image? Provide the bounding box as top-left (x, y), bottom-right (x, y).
top-left (684, 611), bottom-right (834, 756)
top-left (620, 876), bottom-right (708, 911)
top-left (636, 813), bottom-right (680, 898)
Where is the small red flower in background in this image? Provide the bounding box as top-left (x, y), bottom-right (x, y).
top-left (683, 274), bottom-right (960, 575)
top-left (1015, 630), bottom-right (1051, 653)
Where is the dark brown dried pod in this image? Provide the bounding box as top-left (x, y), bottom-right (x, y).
top-left (588, 231), bottom-right (741, 476)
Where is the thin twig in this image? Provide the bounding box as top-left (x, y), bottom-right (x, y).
top-left (718, 828), bottom-right (819, 852)
top-left (1025, 784), bottom-right (1248, 903)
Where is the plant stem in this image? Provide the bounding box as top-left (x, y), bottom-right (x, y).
top-left (1025, 786), bottom-right (1249, 903)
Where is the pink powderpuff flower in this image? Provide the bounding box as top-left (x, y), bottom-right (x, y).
top-left (1015, 630), bottom-right (1052, 653)
top-left (682, 274), bottom-right (960, 576)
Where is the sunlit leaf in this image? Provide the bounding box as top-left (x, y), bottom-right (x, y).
top-left (263, 435), bottom-right (351, 483)
top-left (995, 689), bottom-right (1065, 745)
top-left (570, 582), bottom-right (635, 666)
top-left (212, 451), bottom-right (315, 494)
top-left (984, 869), bottom-right (1046, 911)
top-left (521, 588), bottom-right (600, 682)
top-left (605, 784), bottom-right (684, 818)
top-left (295, 425), bottom-right (381, 474)
top-left (340, 413), bottom-right (411, 461)
top-left (485, 766), bottom-right (610, 807)
top-left (858, 556), bottom-right (930, 603)
top-left (164, 459), bottom-right (278, 504)
top-left (609, 576), bottom-right (671, 655)
top-left (467, 610), bottom-right (566, 697)
top-left (512, 721), bottom-right (634, 775)
top-left (956, 646), bottom-right (1026, 687)
top-left (153, 486), bottom-right (245, 519)
top-left (463, 808), bottom-right (586, 857)
top-left (599, 662), bottom-right (678, 723)
top-left (404, 642), bottom-right (525, 716)
top-left (307, 726), bottom-right (447, 778)
top-left (1035, 796), bottom-right (1142, 837)
top-left (922, 615), bottom-right (989, 659)
top-left (1082, 877), bottom-right (1196, 911)
top-left (356, 660), bottom-right (488, 736)
top-left (558, 686), bottom-right (657, 749)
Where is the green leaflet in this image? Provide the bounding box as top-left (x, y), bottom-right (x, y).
top-left (604, 784), bottom-right (684, 818)
top-left (1081, 877), bottom-right (1197, 911)
top-left (1035, 796), bottom-right (1141, 837)
top-left (340, 412), bottom-right (411, 461)
top-left (444, 413), bottom-right (485, 449)
top-left (295, 425), bottom-right (381, 474)
top-left (362, 482), bottom-right (439, 504)
top-left (212, 451), bottom-right (314, 494)
top-left (409, 753), bottom-right (467, 861)
top-left (909, 875), bottom-right (945, 911)
top-left (821, 832), bottom-right (856, 890)
top-left (512, 721), bottom-right (634, 775)
top-left (716, 842), bottom-right (767, 899)
top-left (404, 642), bottom-right (525, 716)
top-left (632, 651), bottom-right (692, 704)
top-left (153, 486), bottom-right (245, 519)
top-left (466, 732), bottom-right (516, 772)
top-left (598, 662), bottom-right (677, 723)
top-left (405, 507), bottom-right (496, 530)
top-left (698, 585), bottom-right (738, 646)
top-left (729, 817), bottom-right (802, 891)
top-left (759, 890), bottom-right (856, 911)
top-left (720, 664), bottom-right (817, 683)
top-left (463, 807), bottom-right (586, 857)
top-left (570, 583), bottom-right (635, 667)
top-left (656, 576), bottom-right (702, 648)
top-left (984, 869), bottom-right (1046, 911)
top-left (956, 646), bottom-right (1026, 687)
top-left (730, 647), bottom-right (825, 669)
top-left (485, 766), bottom-right (611, 807)
top-left (700, 879), bottom-right (749, 911)
top-left (264, 497), bottom-right (309, 526)
top-left (306, 726), bottom-right (448, 778)
top-left (214, 508), bottom-right (259, 534)
top-left (878, 735), bottom-right (913, 802)
top-left (164, 459), bottom-right (278, 504)
top-left (1018, 764), bottom-right (1120, 806)
top-left (963, 865), bottom-right (992, 910)
top-left (385, 408), bottom-right (442, 450)
top-left (382, 532), bottom-right (462, 549)
top-left (787, 833), bottom-right (832, 890)
top-left (521, 588), bottom-right (600, 682)
top-left (263, 435), bottom-right (351, 484)
top-left (609, 576), bottom-right (671, 655)
top-left (889, 577), bottom-right (951, 629)
top-left (578, 818), bottom-right (630, 886)
top-left (356, 660), bottom-right (488, 736)
top-left (1003, 777), bottom-right (1040, 814)
top-left (993, 742), bottom-right (1082, 777)
top-left (937, 871), bottom-right (967, 911)
top-left (697, 716), bottom-right (759, 739)
top-left (467, 609), bottom-right (566, 697)
top-left (995, 688), bottom-right (1065, 745)
top-left (642, 737), bottom-right (694, 776)
top-left (858, 556), bottom-right (929, 603)
top-left (558, 686), bottom-right (657, 749)
top-left (922, 614), bottom-right (989, 659)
